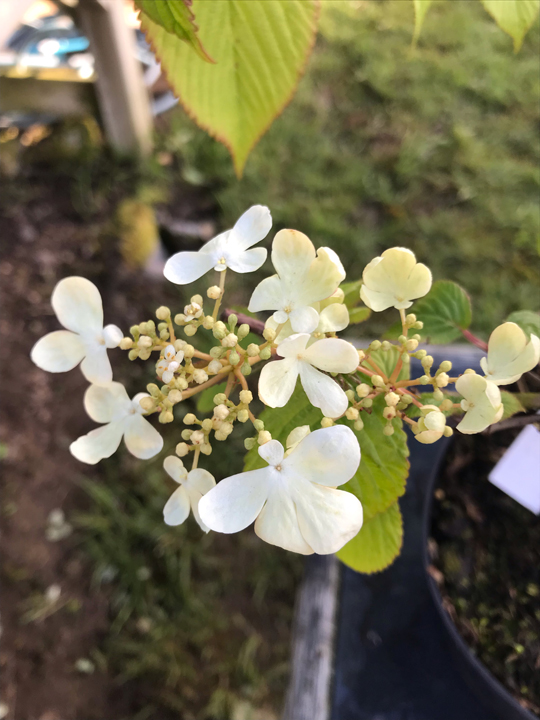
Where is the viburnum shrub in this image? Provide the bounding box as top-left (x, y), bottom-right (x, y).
top-left (31, 206), bottom-right (540, 571)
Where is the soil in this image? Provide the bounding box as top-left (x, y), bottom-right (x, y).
top-left (429, 430), bottom-right (540, 716)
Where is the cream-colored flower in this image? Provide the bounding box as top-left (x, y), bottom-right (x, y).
top-left (456, 374), bottom-right (503, 434)
top-left (156, 344), bottom-right (184, 383)
top-left (249, 230), bottom-right (345, 334)
top-left (360, 247), bottom-right (432, 312)
top-left (258, 334), bottom-right (359, 418)
top-left (415, 405), bottom-right (446, 444)
top-left (480, 322), bottom-right (540, 385)
top-left (164, 205), bottom-right (271, 284)
top-left (198, 426), bottom-right (362, 555)
top-left (31, 277), bottom-right (122, 384)
top-left (162, 456), bottom-right (215, 531)
top-left (70, 382), bottom-right (163, 464)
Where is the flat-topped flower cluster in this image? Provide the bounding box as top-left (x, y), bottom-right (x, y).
top-left (31, 206), bottom-right (540, 557)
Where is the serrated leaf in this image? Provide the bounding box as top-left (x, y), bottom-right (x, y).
top-left (135, 0), bottom-right (213, 63)
top-left (348, 306), bottom-right (371, 325)
top-left (141, 0), bottom-right (320, 176)
top-left (413, 280), bottom-right (472, 344)
top-left (481, 0), bottom-right (540, 51)
top-left (413, 0), bottom-right (433, 43)
top-left (196, 382), bottom-right (226, 413)
top-left (340, 395), bottom-right (409, 520)
top-left (500, 391), bottom-right (525, 420)
top-left (360, 346), bottom-right (410, 383)
top-left (340, 279), bottom-right (363, 309)
top-left (506, 310), bottom-right (540, 340)
top-left (337, 501), bottom-right (403, 574)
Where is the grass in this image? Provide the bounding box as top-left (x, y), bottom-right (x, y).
top-left (161, 0), bottom-right (540, 336)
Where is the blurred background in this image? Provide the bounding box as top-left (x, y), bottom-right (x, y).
top-left (0, 1), bottom-right (539, 718)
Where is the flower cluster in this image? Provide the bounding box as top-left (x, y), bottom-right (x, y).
top-left (31, 206), bottom-right (540, 557)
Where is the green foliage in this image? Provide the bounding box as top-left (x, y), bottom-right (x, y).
top-left (413, 280), bottom-right (472, 343)
top-left (337, 501), bottom-right (403, 574)
top-left (196, 382), bottom-right (227, 412)
top-left (481, 0), bottom-right (540, 50)
top-left (134, 0), bottom-right (213, 62)
top-left (348, 306), bottom-right (371, 325)
top-left (340, 278), bottom-right (363, 308)
top-left (363, 346), bottom-right (410, 382)
top-left (413, 0), bottom-right (433, 43)
top-left (506, 310), bottom-right (540, 339)
top-left (141, 0), bottom-right (320, 176)
top-left (500, 391), bottom-right (526, 420)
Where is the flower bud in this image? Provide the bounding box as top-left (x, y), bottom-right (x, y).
top-left (405, 339), bottom-right (419, 352)
top-left (239, 390), bottom-right (253, 405)
top-left (227, 314), bottom-right (238, 330)
top-left (139, 322), bottom-right (149, 334)
top-left (414, 321), bottom-right (424, 329)
top-left (356, 383), bottom-right (371, 398)
top-left (464, 368), bottom-right (476, 375)
top-left (214, 393), bottom-right (227, 405)
top-left (321, 417), bottom-right (334, 428)
top-left (146, 320), bottom-right (156, 334)
top-left (402, 353), bottom-right (411, 365)
top-left (139, 397), bottom-right (155, 411)
top-left (369, 340), bottom-right (381, 351)
top-left (181, 429), bottom-right (192, 440)
top-left (175, 377), bottom-right (188, 390)
top-left (174, 314), bottom-right (186, 325)
top-left (202, 316), bottom-right (215, 330)
top-left (237, 324), bottom-right (250, 341)
top-left (200, 443), bottom-right (213, 456)
top-left (345, 389), bottom-right (356, 402)
top-left (412, 334), bottom-right (421, 341)
top-left (346, 407), bottom-right (359, 420)
top-left (372, 375), bottom-right (385, 387)
top-left (168, 389), bottom-right (182, 404)
top-left (215, 430), bottom-right (227, 441)
top-left (433, 389), bottom-right (444, 401)
top-left (415, 349), bottom-right (427, 360)
top-left (354, 418), bottom-right (364, 431)
top-left (184, 325), bottom-right (197, 337)
top-left (139, 349), bottom-right (151, 361)
top-left (191, 430), bottom-right (205, 445)
top-left (385, 392), bottom-right (400, 407)
top-left (244, 437), bottom-right (256, 450)
top-left (357, 349), bottom-right (366, 361)
top-left (436, 372), bottom-right (450, 388)
top-left (259, 347), bottom-right (271, 360)
top-left (201, 419), bottom-right (213, 433)
top-left (183, 413), bottom-right (197, 425)
top-left (419, 375), bottom-right (430, 385)
top-left (228, 350), bottom-right (240, 366)
top-left (237, 409), bottom-right (249, 423)
top-left (120, 337), bottom-right (133, 350)
top-left (156, 306), bottom-right (171, 321)
top-left (208, 359), bottom-right (223, 375)
top-left (263, 327), bottom-right (276, 342)
top-left (193, 369), bottom-right (209, 384)
top-left (398, 335), bottom-right (407, 344)
top-left (361, 398), bottom-right (373, 408)
top-left (421, 355), bottom-right (434, 369)
top-left (406, 313), bottom-right (417, 325)
top-left (174, 339), bottom-right (187, 351)
top-left (383, 407), bottom-right (396, 420)
top-left (439, 398), bottom-right (453, 412)
top-left (207, 285), bottom-right (221, 300)
top-left (212, 321), bottom-right (227, 340)
top-left (253, 419), bottom-right (265, 432)
top-left (128, 349), bottom-right (139, 361)
top-left (210, 346), bottom-right (225, 359)
top-left (443, 426), bottom-right (454, 437)
top-left (381, 341), bottom-right (392, 351)
top-left (247, 343), bottom-right (259, 357)
top-left (383, 425), bottom-right (395, 436)
top-left (241, 361), bottom-right (252, 376)
top-left (191, 294), bottom-right (203, 306)
top-left (159, 329), bottom-right (170, 340)
top-left (147, 383), bottom-right (161, 397)
top-left (439, 360), bottom-right (452, 373)
top-left (183, 344), bottom-right (195, 359)
top-left (222, 333), bottom-right (238, 348)
top-left (130, 325), bottom-right (140, 339)
top-left (138, 336), bottom-right (152, 349)
top-left (258, 430), bottom-right (272, 445)
top-left (159, 410), bottom-right (174, 424)
top-left (176, 442), bottom-right (189, 457)
top-left (214, 404), bottom-right (230, 420)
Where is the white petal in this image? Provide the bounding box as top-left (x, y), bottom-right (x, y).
top-left (185, 469), bottom-right (216, 532)
top-left (288, 306), bottom-right (320, 333)
top-left (254, 488), bottom-right (313, 554)
top-left (123, 414), bottom-right (163, 459)
top-left (286, 425), bottom-right (311, 449)
top-left (132, 392), bottom-right (151, 414)
top-left (69, 421), bottom-right (124, 464)
top-left (163, 455), bottom-right (188, 484)
top-left (163, 250), bottom-right (217, 285)
top-left (258, 358), bottom-right (299, 408)
top-left (302, 338), bottom-right (359, 373)
top-left (456, 374), bottom-right (502, 434)
top-left (295, 247), bottom-right (345, 307)
top-left (198, 469), bottom-right (270, 533)
top-left (80, 345), bottom-right (113, 384)
top-left (225, 247), bottom-right (267, 274)
top-left (163, 486), bottom-right (191, 526)
top-left (283, 425), bottom-right (360, 487)
top-left (230, 205), bottom-right (272, 252)
top-left (317, 303), bottom-right (350, 333)
top-left (52, 277), bottom-right (104, 334)
top-left (273, 310), bottom-right (289, 324)
top-left (31, 330), bottom-right (86, 373)
top-left (293, 479), bottom-right (363, 555)
top-left (271, 229), bottom-right (315, 286)
top-left (424, 410), bottom-right (446, 432)
top-left (361, 248), bottom-right (431, 311)
top-left (360, 285), bottom-right (400, 312)
top-left (103, 324), bottom-right (123, 348)
top-left (275, 333), bottom-right (310, 359)
top-left (258, 439), bottom-right (285, 466)
top-left (248, 275), bottom-right (284, 313)
top-left (299, 362), bottom-right (349, 418)
top-left (84, 382), bottom-right (131, 423)
top-left (484, 323), bottom-right (540, 385)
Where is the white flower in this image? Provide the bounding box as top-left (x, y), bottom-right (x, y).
top-left (456, 373), bottom-right (503, 434)
top-left (480, 322), bottom-right (540, 385)
top-left (360, 247), bottom-right (432, 312)
top-left (31, 277), bottom-right (123, 384)
top-left (164, 205), bottom-right (272, 284)
top-left (70, 382), bottom-right (163, 464)
top-left (183, 302), bottom-right (203, 322)
top-left (163, 456), bottom-right (216, 531)
top-left (258, 334), bottom-right (359, 418)
top-left (198, 426), bottom-right (362, 555)
top-left (415, 406), bottom-right (446, 444)
top-left (157, 344), bottom-right (184, 383)
top-left (248, 230), bottom-right (346, 334)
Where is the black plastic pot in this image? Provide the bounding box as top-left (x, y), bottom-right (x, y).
top-left (331, 348), bottom-right (537, 720)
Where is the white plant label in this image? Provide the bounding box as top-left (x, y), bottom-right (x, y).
top-left (489, 424), bottom-right (540, 515)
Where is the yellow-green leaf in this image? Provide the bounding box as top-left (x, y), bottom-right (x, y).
top-left (337, 501), bottom-right (403, 574)
top-left (141, 0), bottom-right (320, 176)
top-left (413, 0), bottom-right (433, 43)
top-left (500, 391), bottom-right (525, 420)
top-left (135, 0), bottom-right (213, 63)
top-left (348, 306), bottom-right (371, 325)
top-left (413, 280), bottom-right (472, 344)
top-left (480, 0), bottom-right (540, 51)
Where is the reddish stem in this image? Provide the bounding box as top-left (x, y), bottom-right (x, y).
top-left (462, 328), bottom-right (488, 351)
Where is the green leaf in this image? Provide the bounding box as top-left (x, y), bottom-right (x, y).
top-left (340, 279), bottom-right (363, 309)
top-left (340, 395), bottom-right (409, 520)
top-left (141, 0), bottom-right (320, 176)
top-left (480, 0), bottom-right (540, 51)
top-left (506, 310), bottom-right (540, 339)
top-left (413, 280), bottom-right (472, 344)
top-left (196, 382), bottom-right (226, 412)
top-left (360, 346), bottom-right (410, 382)
top-left (337, 501), bottom-right (403, 574)
top-left (348, 306), bottom-right (371, 325)
top-left (135, 0), bottom-right (213, 63)
top-left (413, 0), bottom-right (433, 43)
top-left (500, 391), bottom-right (525, 420)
